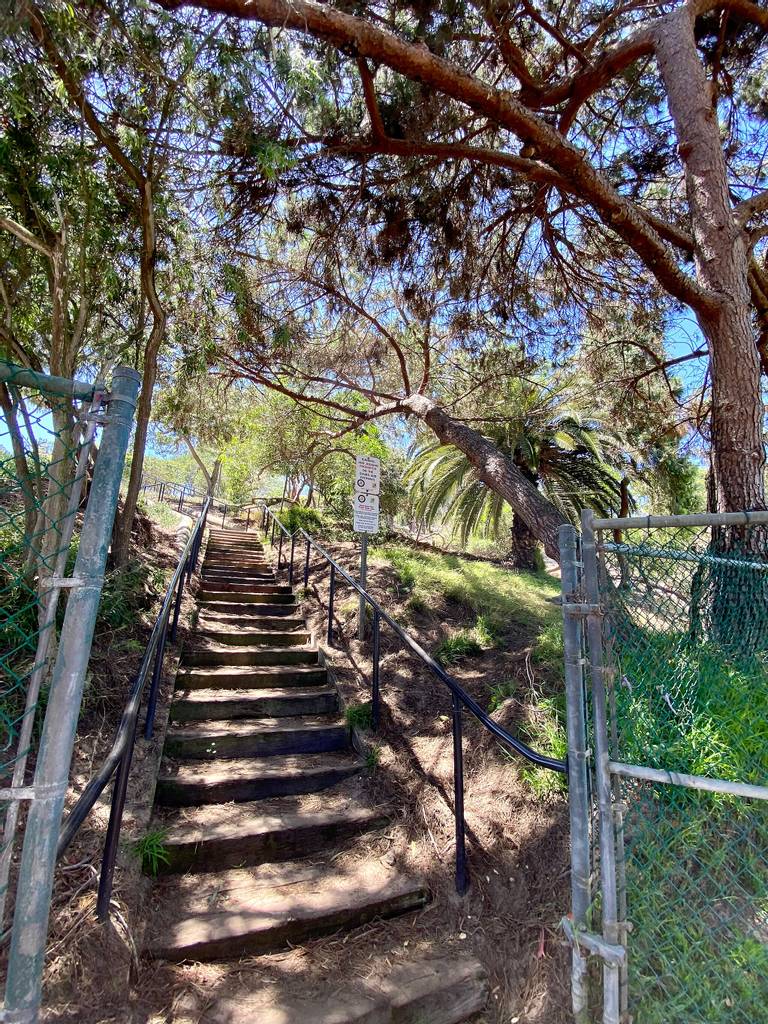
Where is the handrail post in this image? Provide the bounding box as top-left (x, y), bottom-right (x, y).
top-left (277, 530), bottom-right (284, 573)
top-left (246, 507), bottom-right (251, 530)
top-left (144, 614), bottom-right (169, 740)
top-left (222, 502), bottom-right (227, 528)
top-left (304, 539), bottom-right (311, 589)
top-left (327, 564), bottom-right (336, 646)
top-left (372, 609), bottom-right (381, 729)
top-left (452, 692), bottom-right (469, 895)
top-left (288, 533), bottom-right (296, 586)
top-left (270, 516), bottom-right (277, 546)
top-left (170, 559), bottom-right (187, 642)
top-left (95, 727), bottom-right (136, 921)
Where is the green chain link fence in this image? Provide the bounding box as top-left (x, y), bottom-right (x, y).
top-left (566, 512), bottom-right (768, 1024)
top-left (0, 360), bottom-right (139, 1022)
top-left (0, 364), bottom-right (103, 934)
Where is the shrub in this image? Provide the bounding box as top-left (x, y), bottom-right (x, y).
top-left (277, 504), bottom-right (325, 536)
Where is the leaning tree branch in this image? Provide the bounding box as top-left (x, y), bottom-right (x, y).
top-left (151, 0), bottom-right (717, 315)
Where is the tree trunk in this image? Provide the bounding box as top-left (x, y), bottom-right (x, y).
top-left (112, 183), bottom-right (166, 566)
top-left (656, 10), bottom-right (765, 514)
top-left (507, 513), bottom-right (540, 571)
top-left (402, 393), bottom-right (566, 559)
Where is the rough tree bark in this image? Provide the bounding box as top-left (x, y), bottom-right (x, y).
top-left (656, 8), bottom-right (765, 513)
top-left (507, 514), bottom-right (541, 572)
top-left (402, 394), bottom-right (565, 559)
top-left (112, 183), bottom-right (167, 566)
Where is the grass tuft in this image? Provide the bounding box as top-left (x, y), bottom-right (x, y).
top-left (132, 827), bottom-right (171, 875)
top-left (345, 701), bottom-right (374, 730)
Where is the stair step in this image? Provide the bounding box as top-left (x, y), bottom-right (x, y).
top-left (202, 570), bottom-right (275, 581)
top-left (164, 716), bottom-right (347, 759)
top-left (180, 648), bottom-right (320, 669)
top-left (178, 664), bottom-right (325, 687)
top-left (197, 629), bottom-right (310, 647)
top-left (201, 577), bottom-right (290, 593)
top-left (196, 954), bottom-right (488, 1024)
top-left (199, 592), bottom-right (294, 604)
top-left (200, 602), bottom-right (298, 617)
top-left (156, 752), bottom-right (362, 804)
top-left (148, 859), bottom-right (429, 961)
top-left (202, 617), bottom-right (305, 633)
top-left (155, 796), bottom-right (387, 872)
top-left (199, 616), bottom-right (303, 634)
top-left (170, 686), bottom-right (338, 721)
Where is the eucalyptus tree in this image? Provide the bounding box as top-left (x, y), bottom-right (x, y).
top-left (13, 0), bottom-right (246, 562)
top-left (153, 0), bottom-right (768, 521)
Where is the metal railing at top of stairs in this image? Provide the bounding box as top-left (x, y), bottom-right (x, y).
top-left (56, 498), bottom-right (212, 921)
top-left (260, 504), bottom-right (567, 895)
top-left (140, 479), bottom-right (291, 528)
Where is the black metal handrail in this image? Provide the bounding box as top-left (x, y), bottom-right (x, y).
top-left (261, 505), bottom-right (567, 895)
top-left (56, 498), bottom-right (211, 919)
top-left (141, 479), bottom-right (272, 529)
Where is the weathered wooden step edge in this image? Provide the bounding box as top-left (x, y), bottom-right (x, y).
top-left (148, 863), bottom-right (430, 961)
top-left (197, 629), bottom-right (310, 647)
top-left (178, 655), bottom-right (322, 676)
top-left (198, 592), bottom-right (296, 605)
top-left (164, 715), bottom-right (347, 758)
top-left (156, 803), bottom-right (389, 872)
top-left (198, 954), bottom-right (488, 1024)
top-left (169, 685), bottom-right (338, 721)
top-left (156, 752), bottom-right (362, 804)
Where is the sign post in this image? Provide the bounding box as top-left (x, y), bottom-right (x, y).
top-left (353, 456), bottom-right (380, 640)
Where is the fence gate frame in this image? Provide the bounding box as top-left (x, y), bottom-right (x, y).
top-left (0, 361), bottom-right (140, 1024)
top-left (561, 507), bottom-right (768, 1024)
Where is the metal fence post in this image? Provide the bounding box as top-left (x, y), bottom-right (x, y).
top-left (143, 615), bottom-right (169, 740)
top-left (327, 564), bottom-right (336, 646)
top-left (371, 609), bottom-right (380, 729)
top-left (4, 366), bottom-right (139, 1024)
top-left (560, 524), bottom-right (591, 1024)
top-left (288, 533), bottom-right (295, 587)
top-left (452, 692), bottom-right (469, 895)
top-left (169, 561), bottom-right (187, 642)
top-left (581, 509), bottom-right (621, 1024)
top-left (304, 539), bottom-right (311, 589)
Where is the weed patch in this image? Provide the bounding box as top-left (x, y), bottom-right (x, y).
top-left (132, 827), bottom-right (170, 875)
top-left (345, 701), bottom-right (373, 730)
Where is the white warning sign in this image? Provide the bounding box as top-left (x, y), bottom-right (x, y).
top-left (353, 457), bottom-right (381, 532)
top-left (355, 455), bottom-right (381, 496)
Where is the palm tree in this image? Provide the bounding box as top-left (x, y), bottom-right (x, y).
top-left (405, 376), bottom-right (629, 570)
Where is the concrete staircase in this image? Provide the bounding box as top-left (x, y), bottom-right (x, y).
top-left (146, 527), bottom-right (488, 1022)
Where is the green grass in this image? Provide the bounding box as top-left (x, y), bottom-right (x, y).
top-left (345, 701), bottom-right (374, 730)
top-left (373, 543), bottom-right (562, 673)
top-left (132, 827), bottom-right (171, 875)
top-left (488, 678), bottom-right (516, 713)
top-left (137, 497), bottom-right (183, 531)
top-left (434, 629), bottom-right (482, 665)
top-left (517, 695), bottom-right (568, 798)
top-left (365, 745), bottom-right (381, 771)
top-left (605, 614), bottom-right (768, 1022)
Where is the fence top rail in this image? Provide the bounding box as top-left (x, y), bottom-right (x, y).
top-left (57, 498), bottom-right (211, 856)
top-left (262, 506), bottom-right (566, 775)
top-left (0, 359), bottom-right (98, 401)
top-left (590, 509), bottom-right (768, 531)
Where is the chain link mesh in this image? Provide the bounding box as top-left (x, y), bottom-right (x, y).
top-left (0, 365), bottom-right (99, 930)
top-left (596, 524), bottom-right (768, 1023)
